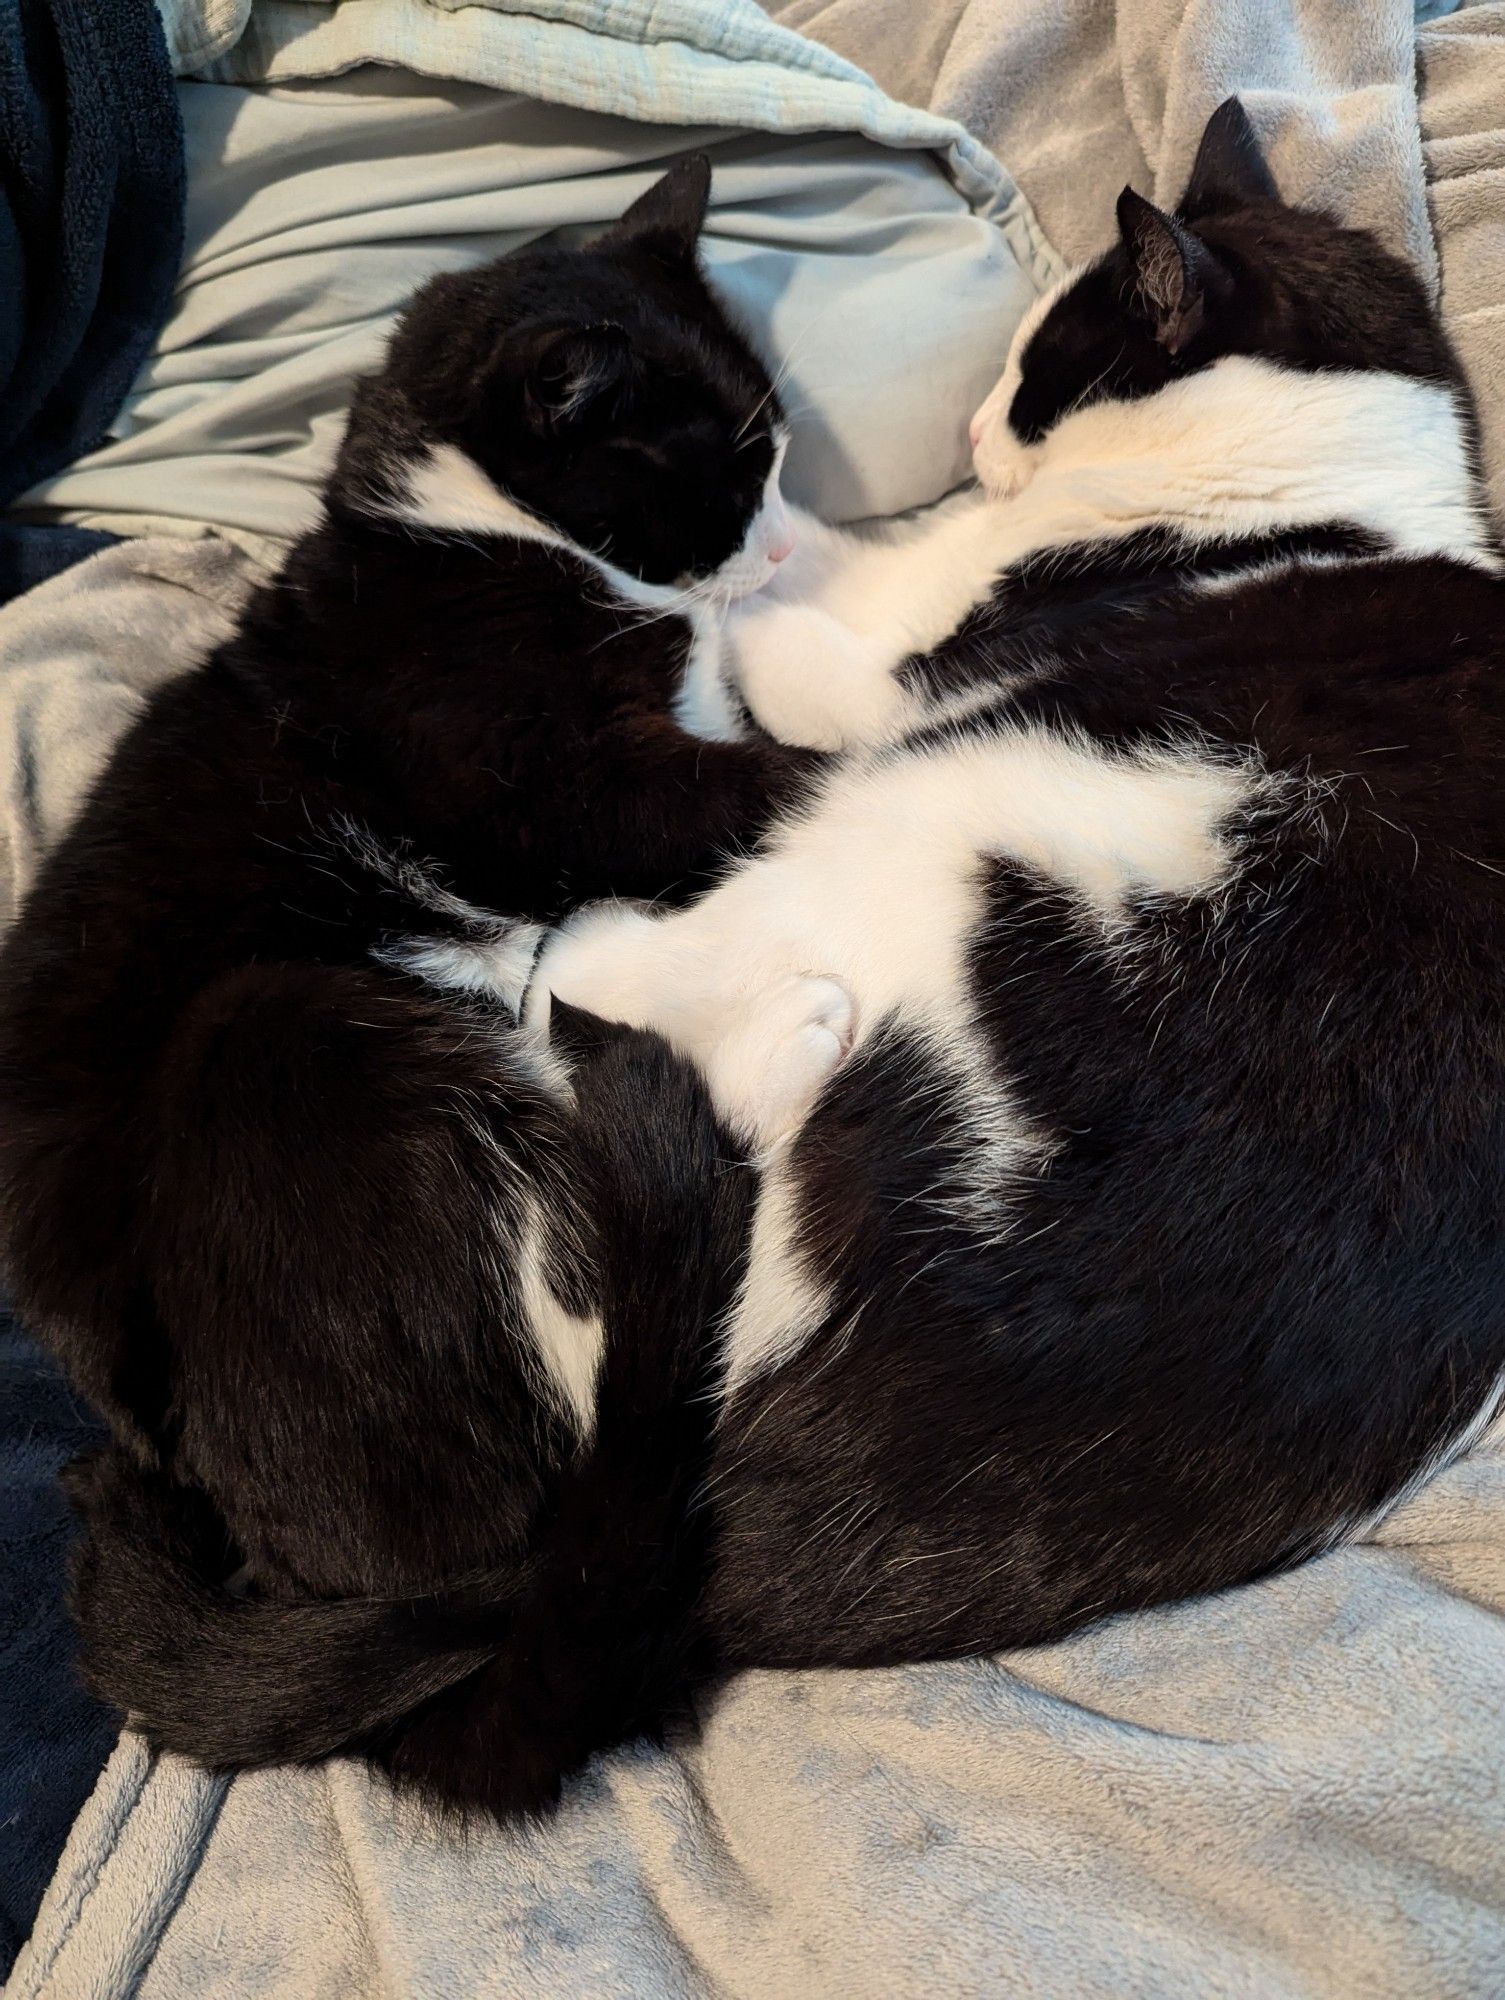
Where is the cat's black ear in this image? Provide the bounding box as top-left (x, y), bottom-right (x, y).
top-left (610, 153), bottom-right (712, 265)
top-left (1181, 97), bottom-right (1278, 219)
top-left (1116, 187), bottom-right (1227, 357)
top-left (547, 1000), bottom-right (631, 1063)
top-left (522, 323), bottom-right (636, 433)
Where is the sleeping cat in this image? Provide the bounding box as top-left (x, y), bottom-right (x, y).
top-left (45, 103), bottom-right (1505, 1819)
top-left (0, 159), bottom-right (847, 1811)
top-left (546, 100), bottom-right (1505, 1671)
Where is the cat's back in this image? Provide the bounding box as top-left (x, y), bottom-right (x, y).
top-left (0, 579), bottom-right (390, 1122)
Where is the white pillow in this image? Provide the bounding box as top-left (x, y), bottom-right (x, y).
top-left (17, 66), bottom-right (1041, 545)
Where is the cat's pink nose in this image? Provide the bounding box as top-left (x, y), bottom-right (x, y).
top-left (969, 415), bottom-right (984, 451)
top-left (768, 529), bottom-right (796, 564)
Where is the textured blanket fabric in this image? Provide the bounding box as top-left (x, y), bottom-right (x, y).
top-left (11, 1431), bottom-right (1505, 2000)
top-left (0, 0), bottom-right (185, 603)
top-left (1419, 5), bottom-right (1505, 519)
top-left (768, 0), bottom-right (1435, 281)
top-left (0, 535), bottom-right (258, 935)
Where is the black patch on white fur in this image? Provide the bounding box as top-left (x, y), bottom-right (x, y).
top-left (1008, 97), bottom-right (1470, 446)
top-left (707, 540), bottom-right (1505, 1663)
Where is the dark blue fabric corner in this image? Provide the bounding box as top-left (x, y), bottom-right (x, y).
top-left (0, 0), bottom-right (186, 608)
top-left (0, 0), bottom-right (184, 1959)
top-left (0, 1318), bottom-right (117, 1980)
top-left (0, 523), bottom-right (119, 607)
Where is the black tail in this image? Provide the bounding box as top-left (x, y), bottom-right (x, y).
top-left (65, 1022), bottom-right (750, 1820)
top-left (65, 1440), bottom-right (715, 1822)
top-left (66, 1450), bottom-right (501, 1762)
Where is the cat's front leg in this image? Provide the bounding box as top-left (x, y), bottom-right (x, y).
top-left (533, 903), bottom-right (853, 1148)
top-left (726, 489), bottom-right (1007, 751)
top-left (726, 600), bottom-right (920, 752)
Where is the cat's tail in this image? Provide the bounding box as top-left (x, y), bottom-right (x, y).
top-left (64, 1448), bottom-right (709, 1822)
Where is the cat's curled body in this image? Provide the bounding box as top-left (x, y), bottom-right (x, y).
top-left (0, 161), bottom-right (834, 1814)
top-left (545, 102), bottom-right (1505, 1662)
top-left (28, 106), bottom-right (1505, 1821)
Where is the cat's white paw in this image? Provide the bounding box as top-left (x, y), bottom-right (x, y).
top-left (728, 602), bottom-right (909, 751)
top-left (706, 972), bottom-right (855, 1147)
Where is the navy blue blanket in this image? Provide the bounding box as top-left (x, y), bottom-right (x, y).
top-left (0, 1320), bottom-right (115, 1977)
top-left (0, 0), bottom-right (185, 1959)
top-left (0, 0), bottom-right (186, 604)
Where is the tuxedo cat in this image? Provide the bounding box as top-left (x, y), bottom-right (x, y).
top-left (48, 104), bottom-right (1505, 1819)
top-left (540, 100), bottom-right (1505, 1667)
top-left (0, 160), bottom-right (844, 1814)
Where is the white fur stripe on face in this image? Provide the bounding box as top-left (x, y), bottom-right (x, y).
top-left (374, 442), bottom-right (682, 611)
top-left (372, 432), bottom-right (798, 605)
top-left (366, 437), bottom-right (788, 746)
top-left (710, 431), bottom-right (793, 600)
top-left (969, 264), bottom-right (1082, 497)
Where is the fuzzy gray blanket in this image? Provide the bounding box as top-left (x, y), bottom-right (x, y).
top-left (8, 3), bottom-right (1505, 1996)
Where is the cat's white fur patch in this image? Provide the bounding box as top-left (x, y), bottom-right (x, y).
top-left (384, 927), bottom-right (543, 1010)
top-left (376, 928), bottom-right (571, 1100)
top-left (515, 1200), bottom-right (604, 1438)
top-left (973, 354), bottom-right (1497, 573)
top-left (720, 1156), bottom-right (833, 1390)
top-left (726, 493), bottom-right (1014, 751)
top-left (739, 353), bottom-right (1498, 753)
top-left (384, 442), bottom-right (678, 609)
top-left (968, 265), bottom-right (1078, 497)
top-left (376, 436), bottom-right (794, 742)
top-left (672, 436), bottom-right (794, 740)
top-left (537, 722), bottom-right (1256, 1385)
top-left (711, 432), bottom-right (793, 600)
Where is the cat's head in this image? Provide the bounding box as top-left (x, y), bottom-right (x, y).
top-left (340, 156), bottom-right (793, 595)
top-left (970, 98), bottom-right (1461, 499)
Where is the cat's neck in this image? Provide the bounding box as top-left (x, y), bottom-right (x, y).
top-left (987, 354), bottom-right (1499, 578)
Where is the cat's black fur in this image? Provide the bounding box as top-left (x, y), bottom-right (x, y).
top-left (705, 104), bottom-right (1505, 1662)
top-left (1008, 99), bottom-right (1467, 446)
top-left (0, 161), bottom-right (806, 1813)
top-left (26, 107), bottom-right (1505, 1821)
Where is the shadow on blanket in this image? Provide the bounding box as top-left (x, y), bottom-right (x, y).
top-left (0, 1316), bottom-right (116, 1979)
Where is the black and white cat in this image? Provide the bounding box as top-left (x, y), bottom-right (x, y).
top-left (0, 160), bottom-right (845, 1812)
top-left (540, 100), bottom-right (1505, 1670)
top-left (30, 103), bottom-right (1505, 1820)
